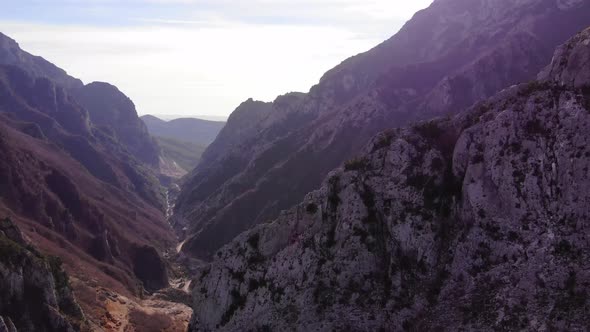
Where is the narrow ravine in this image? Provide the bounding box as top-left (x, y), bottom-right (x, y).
top-left (162, 183), bottom-right (196, 296)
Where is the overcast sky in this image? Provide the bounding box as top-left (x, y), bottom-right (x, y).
top-left (0, 0), bottom-right (433, 118)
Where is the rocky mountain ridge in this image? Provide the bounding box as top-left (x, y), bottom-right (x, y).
top-left (188, 26), bottom-right (590, 331)
top-left (0, 34), bottom-right (191, 331)
top-left (73, 82), bottom-right (161, 167)
top-left (0, 32), bottom-right (162, 171)
top-left (176, 0), bottom-right (590, 260)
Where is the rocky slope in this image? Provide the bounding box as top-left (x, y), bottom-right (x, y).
top-left (0, 111), bottom-right (175, 310)
top-left (0, 32), bottom-right (83, 90)
top-left (0, 35), bottom-right (191, 330)
top-left (0, 32), bottom-right (162, 171)
top-left (188, 26), bottom-right (590, 331)
top-left (0, 64), bottom-right (164, 209)
top-left (0, 217), bottom-right (86, 332)
top-left (73, 83), bottom-right (161, 167)
top-left (175, 0), bottom-right (590, 259)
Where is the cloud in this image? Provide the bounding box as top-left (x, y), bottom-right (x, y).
top-left (0, 1), bottom-right (433, 116)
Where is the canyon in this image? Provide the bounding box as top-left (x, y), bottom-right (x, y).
top-left (0, 0), bottom-right (589, 331)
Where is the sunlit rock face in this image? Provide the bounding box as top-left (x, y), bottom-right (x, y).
top-left (175, 0), bottom-right (590, 261)
top-left (189, 27), bottom-right (590, 331)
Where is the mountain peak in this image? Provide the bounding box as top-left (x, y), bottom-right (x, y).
top-left (538, 26), bottom-right (590, 87)
top-left (0, 32), bottom-right (83, 90)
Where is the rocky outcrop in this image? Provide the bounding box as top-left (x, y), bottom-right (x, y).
top-left (73, 82), bottom-right (161, 167)
top-left (538, 25), bottom-right (590, 87)
top-left (0, 217), bottom-right (86, 332)
top-left (176, 0), bottom-right (590, 260)
top-left (189, 27), bottom-right (590, 331)
top-left (132, 245), bottom-right (169, 293)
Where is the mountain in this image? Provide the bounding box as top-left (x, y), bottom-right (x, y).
top-left (0, 32), bottom-right (162, 170)
top-left (0, 34), bottom-right (190, 330)
top-left (141, 115), bottom-right (225, 146)
top-left (0, 217), bottom-right (86, 332)
top-left (156, 136), bottom-right (207, 174)
top-left (175, 0), bottom-right (590, 260)
top-left (73, 83), bottom-right (161, 167)
top-left (141, 115), bottom-right (225, 175)
top-left (148, 114), bottom-right (228, 122)
top-left (189, 25), bottom-right (590, 331)
top-left (0, 32), bottom-right (83, 90)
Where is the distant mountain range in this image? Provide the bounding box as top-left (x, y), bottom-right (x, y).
top-left (141, 114), bottom-right (224, 146)
top-left (147, 113), bottom-right (228, 122)
top-left (141, 115), bottom-right (225, 174)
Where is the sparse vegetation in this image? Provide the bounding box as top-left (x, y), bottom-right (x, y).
top-left (247, 233), bottom-right (260, 249)
top-left (327, 176), bottom-right (341, 212)
top-left (373, 131), bottom-right (394, 151)
top-left (156, 136), bottom-right (206, 172)
top-left (220, 289), bottom-right (247, 326)
top-left (306, 203), bottom-right (318, 214)
top-left (344, 157), bottom-right (370, 171)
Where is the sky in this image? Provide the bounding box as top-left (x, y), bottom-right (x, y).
top-left (0, 0), bottom-right (433, 118)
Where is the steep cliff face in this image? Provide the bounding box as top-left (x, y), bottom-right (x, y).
top-left (0, 64), bottom-right (164, 209)
top-left (0, 116), bottom-right (173, 296)
top-left (176, 0), bottom-right (590, 259)
top-left (0, 217), bottom-right (86, 332)
top-left (73, 83), bottom-right (161, 167)
top-left (0, 33), bottom-right (162, 171)
top-left (189, 27), bottom-right (590, 331)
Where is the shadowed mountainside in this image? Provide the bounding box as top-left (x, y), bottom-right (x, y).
top-left (0, 32), bottom-right (162, 171)
top-left (0, 33), bottom-right (191, 330)
top-left (73, 83), bottom-right (161, 167)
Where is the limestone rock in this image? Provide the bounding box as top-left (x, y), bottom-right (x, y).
top-left (189, 27), bottom-right (590, 332)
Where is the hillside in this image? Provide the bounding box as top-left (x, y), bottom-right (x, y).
top-left (189, 26), bottom-right (590, 331)
top-left (141, 115), bottom-right (225, 146)
top-left (157, 136), bottom-right (207, 173)
top-left (0, 34), bottom-right (190, 331)
top-left (175, 0), bottom-right (590, 260)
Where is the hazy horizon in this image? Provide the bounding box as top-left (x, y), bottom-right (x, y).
top-left (1, 1), bottom-right (433, 117)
